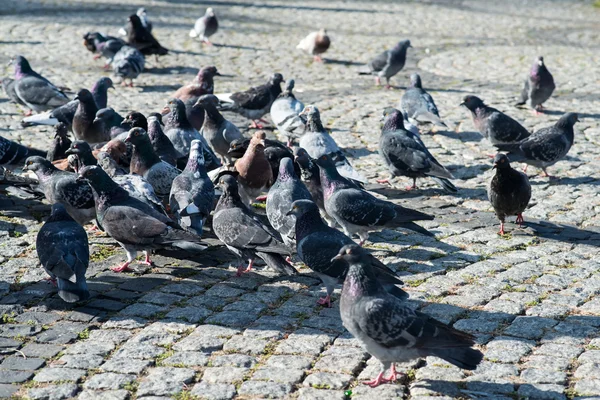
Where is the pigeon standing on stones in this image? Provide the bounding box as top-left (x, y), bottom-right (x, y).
top-left (213, 174), bottom-right (296, 276)
top-left (266, 158), bottom-right (312, 248)
top-left (36, 204), bottom-right (90, 303)
top-left (46, 123), bottom-right (72, 162)
top-left (1, 77), bottom-right (24, 105)
top-left (234, 131), bottom-right (273, 204)
top-left (125, 14), bottom-right (168, 58)
top-left (287, 200), bottom-right (408, 307)
top-left (10, 56), bottom-right (69, 115)
top-left (270, 79), bottom-right (306, 147)
top-left (336, 244), bottom-right (483, 387)
top-left (516, 56), bottom-right (555, 114)
top-left (169, 140), bottom-right (215, 237)
top-left (296, 28), bottom-right (331, 62)
top-left (378, 108), bottom-right (457, 192)
top-left (112, 45), bottom-right (145, 87)
top-left (358, 40), bottom-right (411, 88)
top-left (299, 105), bottom-right (367, 184)
top-left (197, 94), bottom-right (243, 164)
top-left (228, 135), bottom-right (294, 181)
top-left (488, 154), bottom-right (531, 236)
top-left (0, 136), bottom-right (46, 165)
top-left (83, 32), bottom-right (126, 67)
top-left (78, 165), bottom-right (206, 272)
top-left (119, 7), bottom-right (152, 35)
top-left (216, 73), bottom-right (285, 129)
top-left (317, 154), bottom-right (434, 243)
top-left (400, 73), bottom-right (446, 128)
top-left (72, 89), bottom-right (109, 144)
top-left (460, 95), bottom-right (530, 149)
top-left (189, 8), bottom-right (219, 45)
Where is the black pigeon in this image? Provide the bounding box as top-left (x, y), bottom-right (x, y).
top-left (46, 123), bottom-right (72, 162)
top-left (336, 244), bottom-right (483, 387)
top-left (228, 136), bottom-right (295, 180)
top-left (461, 95), bottom-right (530, 148)
top-left (213, 174), bottom-right (296, 276)
top-left (23, 156), bottom-right (96, 226)
top-left (488, 154), bottom-right (531, 236)
top-left (65, 140), bottom-right (97, 172)
top-left (95, 108), bottom-right (128, 139)
top-left (217, 73), bottom-right (285, 129)
top-left (78, 165), bottom-right (206, 272)
top-left (112, 45), bottom-right (145, 87)
top-left (499, 112), bottom-right (578, 178)
top-left (293, 147), bottom-right (334, 226)
top-left (379, 108), bottom-right (456, 192)
top-left (400, 73), bottom-right (446, 128)
top-left (0, 136), bottom-right (46, 165)
top-left (317, 154), bottom-right (434, 244)
top-left (36, 203), bottom-right (90, 303)
top-left (516, 56), bottom-right (555, 114)
top-left (288, 200), bottom-right (408, 308)
top-left (125, 14), bottom-right (168, 57)
top-left (169, 140), bottom-right (215, 237)
top-left (266, 158), bottom-right (312, 248)
top-left (72, 89), bottom-right (109, 144)
top-left (119, 7), bottom-right (152, 36)
top-left (148, 114), bottom-right (178, 167)
top-left (358, 40), bottom-right (411, 88)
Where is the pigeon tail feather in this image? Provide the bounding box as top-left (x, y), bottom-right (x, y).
top-left (397, 221), bottom-right (434, 237)
top-left (189, 28), bottom-right (199, 38)
top-left (57, 278), bottom-right (90, 303)
top-left (428, 347), bottom-right (483, 370)
top-left (431, 177), bottom-right (457, 193)
top-left (382, 283), bottom-right (409, 300)
top-left (22, 111), bottom-right (59, 127)
top-left (256, 252), bottom-right (297, 275)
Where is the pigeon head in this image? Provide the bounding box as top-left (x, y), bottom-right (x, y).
top-left (315, 154), bottom-right (336, 170)
top-left (128, 14), bottom-right (144, 29)
top-left (93, 107), bottom-right (119, 125)
top-left (103, 140), bottom-right (128, 166)
top-left (23, 156), bottom-right (54, 174)
top-left (125, 127), bottom-right (150, 145)
top-left (199, 65), bottom-right (221, 79)
top-left (10, 56), bottom-right (32, 77)
top-left (293, 147), bottom-right (311, 168)
top-left (409, 73), bottom-right (422, 89)
top-left (381, 107), bottom-right (405, 132)
top-left (196, 94), bottom-right (220, 108)
top-left (205, 7), bottom-right (216, 17)
top-left (217, 174), bottom-right (239, 194)
top-left (286, 199), bottom-right (318, 217)
top-left (331, 244), bottom-right (366, 264)
top-left (299, 105), bottom-right (324, 131)
top-left (74, 89), bottom-right (94, 103)
top-left (76, 165), bottom-right (117, 193)
top-left (284, 79), bottom-right (295, 92)
top-left (65, 140), bottom-right (92, 156)
top-left (148, 112), bottom-right (163, 125)
top-left (555, 112), bottom-right (579, 129)
top-left (48, 203), bottom-right (74, 223)
top-left (93, 77), bottom-right (114, 92)
top-left (137, 7), bottom-right (147, 17)
top-left (162, 98), bottom-right (186, 117)
top-left (227, 138), bottom-right (246, 157)
top-left (186, 139), bottom-right (206, 171)
top-left (269, 73), bottom-right (285, 87)
top-left (460, 95), bottom-right (485, 111)
top-left (82, 32), bottom-right (98, 53)
top-left (492, 153), bottom-right (511, 170)
top-left (250, 131), bottom-right (267, 149)
top-left (123, 111), bottom-right (148, 131)
top-left (277, 157), bottom-right (296, 180)
top-left (394, 39), bottom-right (412, 52)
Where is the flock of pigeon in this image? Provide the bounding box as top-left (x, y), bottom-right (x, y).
top-left (0, 6), bottom-right (579, 388)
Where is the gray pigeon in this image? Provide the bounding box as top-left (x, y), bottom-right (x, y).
top-left (270, 79), bottom-right (306, 147)
top-left (317, 154), bottom-right (433, 244)
top-left (1, 77), bottom-right (25, 106)
top-left (213, 174), bottom-right (296, 276)
top-left (78, 165), bottom-right (206, 272)
top-left (299, 105), bottom-right (367, 184)
top-left (358, 40), bottom-right (411, 88)
top-left (288, 200), bottom-right (408, 307)
top-left (169, 140), bottom-right (215, 237)
top-left (10, 56), bottom-right (69, 114)
top-left (266, 158), bottom-right (313, 248)
top-left (83, 32), bottom-right (126, 67)
top-left (197, 94), bottom-right (244, 165)
top-left (112, 45), bottom-right (145, 87)
top-left (488, 154), bottom-right (531, 235)
top-left (189, 7), bottom-right (219, 44)
top-left (516, 56), bottom-right (555, 114)
top-left (147, 114), bottom-right (178, 167)
top-left (499, 112), bottom-right (578, 178)
top-left (0, 135), bottom-right (46, 165)
top-left (461, 95), bottom-right (530, 148)
top-left (72, 89), bottom-right (109, 144)
top-left (36, 203), bottom-right (90, 303)
top-left (400, 73), bottom-right (446, 128)
top-left (379, 108), bottom-right (456, 192)
top-left (23, 156), bottom-right (96, 226)
top-left (336, 244), bottom-right (483, 387)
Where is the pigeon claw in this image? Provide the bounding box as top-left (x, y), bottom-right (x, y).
top-left (384, 364), bottom-right (402, 383)
top-left (376, 179), bottom-right (390, 184)
top-left (363, 372), bottom-right (390, 388)
top-left (255, 195), bottom-right (267, 202)
top-left (316, 295), bottom-right (332, 308)
top-left (24, 109), bottom-right (33, 117)
top-left (236, 260), bottom-right (254, 277)
top-left (313, 55), bottom-right (323, 63)
top-left (375, 76), bottom-right (381, 86)
top-left (516, 213), bottom-right (525, 226)
top-left (498, 223), bottom-right (506, 236)
top-left (249, 120), bottom-right (264, 129)
top-left (111, 262), bottom-right (132, 273)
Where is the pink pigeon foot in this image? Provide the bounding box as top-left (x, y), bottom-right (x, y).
top-left (384, 364), bottom-right (402, 383)
top-left (376, 179), bottom-right (390, 184)
top-left (111, 262), bottom-right (132, 273)
top-left (24, 109), bottom-right (33, 116)
top-left (499, 222), bottom-right (506, 236)
top-left (255, 195), bottom-right (267, 202)
top-left (516, 213), bottom-right (524, 226)
top-left (363, 372), bottom-right (391, 388)
top-left (249, 120), bottom-right (264, 129)
top-left (317, 295), bottom-right (332, 308)
top-left (375, 76), bottom-right (381, 86)
top-left (385, 84), bottom-right (392, 90)
top-left (236, 259), bottom-right (254, 277)
top-left (93, 54), bottom-right (101, 60)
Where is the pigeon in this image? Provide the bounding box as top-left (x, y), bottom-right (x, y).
top-left (10, 56), bottom-right (69, 115)
top-left (112, 45), bottom-right (145, 87)
top-left (213, 174), bottom-right (296, 276)
top-left (299, 105), bottom-right (367, 184)
top-left (336, 244), bottom-right (483, 387)
top-left (46, 123), bottom-right (72, 162)
top-left (21, 77), bottom-right (114, 130)
top-left (378, 108), bottom-right (457, 192)
top-left (119, 7), bottom-right (152, 36)
top-left (1, 77), bottom-right (25, 105)
top-left (488, 154), bottom-right (531, 236)
top-left (228, 135), bottom-right (294, 181)
top-left (83, 32), bottom-right (126, 67)
top-left (317, 154), bottom-right (434, 243)
top-left (234, 131), bottom-right (273, 204)
top-left (499, 112), bottom-right (578, 178)
top-left (189, 8), bottom-right (219, 45)
top-left (95, 107), bottom-right (129, 139)
top-left (126, 127), bottom-right (181, 198)
top-left (147, 114), bottom-right (178, 167)
top-left (461, 95), bottom-right (531, 148)
top-left (78, 165), bottom-right (206, 272)
top-left (358, 40), bottom-right (411, 88)
top-left (169, 140), bottom-right (215, 237)
top-left (23, 156), bottom-right (96, 226)
top-left (65, 140), bottom-right (97, 172)
top-left (266, 158), bottom-right (313, 248)
top-left (270, 79), bottom-right (306, 147)
top-left (197, 94), bottom-right (244, 164)
top-left (173, 66), bottom-right (220, 129)
top-left (287, 200), bottom-right (408, 307)
top-left (36, 203), bottom-right (90, 303)
top-left (296, 28), bottom-right (331, 62)
top-left (0, 135), bottom-right (46, 165)
top-left (72, 89), bottom-right (109, 144)
top-left (516, 56), bottom-right (555, 114)
top-left (400, 73), bottom-right (446, 128)
top-left (125, 14), bottom-right (168, 57)
top-left (217, 73), bottom-right (285, 129)
top-left (293, 147), bottom-right (334, 226)
top-left (381, 107), bottom-right (419, 137)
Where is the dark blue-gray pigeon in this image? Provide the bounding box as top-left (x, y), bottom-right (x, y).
top-left (358, 40), bottom-right (411, 88)
top-left (1, 77), bottom-right (24, 106)
top-left (83, 32), bottom-right (126, 67)
top-left (72, 89), bottom-right (110, 144)
top-left (112, 45), bottom-right (145, 87)
top-left (0, 136), bottom-right (45, 165)
top-left (270, 79), bottom-right (306, 147)
top-left (400, 73), bottom-right (446, 128)
top-left (189, 8), bottom-right (219, 45)
top-left (46, 123), bottom-right (72, 162)
top-left (147, 114), bottom-right (178, 167)
top-left (197, 94), bottom-right (243, 165)
top-left (516, 56), bottom-right (555, 114)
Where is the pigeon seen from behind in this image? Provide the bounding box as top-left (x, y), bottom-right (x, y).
top-left (400, 73), bottom-right (446, 128)
top-left (296, 28), bottom-right (331, 62)
top-left (112, 45), bottom-right (145, 87)
top-left (189, 8), bottom-right (219, 45)
top-left (270, 79), bottom-right (306, 147)
top-left (358, 40), bottom-right (411, 88)
top-left (125, 14), bottom-right (168, 57)
top-left (516, 56), bottom-right (555, 114)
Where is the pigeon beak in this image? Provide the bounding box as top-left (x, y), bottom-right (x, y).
top-left (161, 106), bottom-right (170, 115)
top-left (260, 139), bottom-right (267, 146)
top-left (285, 209), bottom-right (294, 216)
top-left (214, 71), bottom-right (222, 76)
top-left (22, 164), bottom-right (29, 171)
top-left (65, 148), bottom-right (74, 155)
top-left (459, 101), bottom-right (465, 107)
top-left (124, 136), bottom-right (131, 143)
top-left (330, 254), bottom-right (343, 262)
top-left (492, 164), bottom-right (497, 169)
top-left (73, 96), bottom-right (79, 101)
top-left (93, 117), bottom-right (101, 124)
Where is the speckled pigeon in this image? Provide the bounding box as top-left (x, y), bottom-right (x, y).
top-left (125, 14), bottom-right (168, 57)
top-left (234, 131), bottom-right (273, 204)
top-left (36, 203), bottom-right (90, 303)
top-left (189, 8), bottom-right (219, 45)
top-left (336, 244), bottom-right (483, 387)
top-left (358, 40), bottom-right (411, 88)
top-left (516, 56), bottom-right (555, 114)
top-left (293, 147), bottom-right (334, 227)
top-left (197, 94), bottom-right (243, 164)
top-left (270, 79), bottom-right (306, 147)
top-left (0, 135), bottom-right (45, 165)
top-left (213, 174), bottom-right (296, 276)
top-left (296, 28), bottom-right (330, 62)
top-left (400, 73), bottom-right (446, 128)
top-left (112, 45), bottom-right (145, 87)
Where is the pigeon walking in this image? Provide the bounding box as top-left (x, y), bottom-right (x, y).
top-left (270, 79), bottom-right (306, 147)
top-left (125, 14), bottom-right (168, 57)
top-left (83, 32), bottom-right (126, 67)
top-left (358, 40), bottom-right (411, 88)
top-left (287, 200), bottom-right (408, 307)
top-left (296, 28), bottom-right (331, 62)
top-left (197, 94), bottom-right (243, 164)
top-left (336, 244), bottom-right (483, 387)
top-left (119, 7), bottom-right (152, 35)
top-left (378, 108), bottom-right (456, 192)
top-left (36, 204), bottom-right (90, 303)
top-left (400, 73), bottom-right (446, 128)
top-left (189, 8), bottom-right (219, 45)
top-left (112, 45), bottom-right (145, 87)
top-left (516, 56), bottom-right (555, 114)
top-left (488, 154), bottom-right (531, 235)
top-left (213, 174), bottom-right (296, 276)
top-left (234, 131), bottom-right (273, 204)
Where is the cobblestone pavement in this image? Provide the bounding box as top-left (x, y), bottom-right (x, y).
top-left (1, 0), bottom-right (600, 399)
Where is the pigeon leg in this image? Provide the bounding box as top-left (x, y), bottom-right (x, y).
top-left (285, 255), bottom-right (292, 264)
top-left (93, 54), bottom-right (101, 60)
top-left (316, 295), bottom-right (332, 308)
top-left (255, 195), bottom-right (267, 202)
top-left (103, 63), bottom-right (111, 70)
top-left (139, 251), bottom-right (153, 266)
top-left (406, 178), bottom-right (418, 191)
top-left (498, 222), bottom-right (505, 236)
top-left (236, 259), bottom-right (254, 276)
top-left (384, 364), bottom-right (402, 383)
top-left (516, 213), bottom-right (524, 225)
top-left (375, 76), bottom-right (381, 86)
top-left (363, 372), bottom-right (389, 387)
top-left (542, 168), bottom-right (554, 179)
top-left (111, 261), bottom-right (132, 273)
top-left (385, 77), bottom-right (392, 90)
top-left (249, 120), bottom-right (264, 129)
top-left (522, 165), bottom-right (528, 173)
top-left (376, 178), bottom-right (390, 184)
top-left (313, 55), bottom-right (323, 63)
top-left (286, 138), bottom-right (294, 148)
top-left (24, 109), bottom-right (33, 117)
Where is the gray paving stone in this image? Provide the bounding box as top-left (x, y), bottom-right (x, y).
top-left (33, 367), bottom-right (86, 383)
top-left (201, 367), bottom-right (248, 384)
top-left (190, 382), bottom-right (236, 400)
top-left (161, 351), bottom-right (208, 367)
top-left (0, 355), bottom-right (45, 370)
top-left (575, 379), bottom-right (600, 396)
top-left (55, 354), bottom-right (105, 369)
top-left (28, 383), bottom-right (79, 400)
top-left (296, 387), bottom-right (346, 400)
top-left (251, 367), bottom-right (305, 384)
top-left (237, 381), bottom-right (293, 398)
top-left (0, 369), bottom-right (33, 383)
top-left (303, 371), bottom-right (353, 390)
top-left (138, 292), bottom-right (184, 306)
top-left (83, 373), bottom-right (137, 390)
top-left (119, 303), bottom-right (168, 318)
top-left (100, 358), bottom-right (152, 374)
top-left (517, 383), bottom-right (566, 400)
top-left (504, 316), bottom-right (559, 339)
top-left (77, 390), bottom-right (130, 400)
top-left (521, 368), bottom-right (567, 384)
top-left (136, 367), bottom-right (195, 397)
top-left (211, 354), bottom-right (257, 368)
top-left (166, 306), bottom-right (212, 323)
top-left (0, 383), bottom-right (18, 398)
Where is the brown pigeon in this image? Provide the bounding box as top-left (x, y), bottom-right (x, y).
top-left (234, 131), bottom-right (272, 204)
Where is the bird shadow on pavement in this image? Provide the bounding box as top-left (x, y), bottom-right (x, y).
top-left (445, 163), bottom-right (491, 180)
top-left (0, 40), bottom-right (43, 45)
top-left (144, 66), bottom-right (199, 75)
top-left (322, 58), bottom-right (364, 67)
top-left (140, 84), bottom-right (180, 93)
top-left (526, 219), bottom-right (600, 245)
top-left (436, 130), bottom-right (483, 143)
top-left (212, 43), bottom-right (265, 51)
